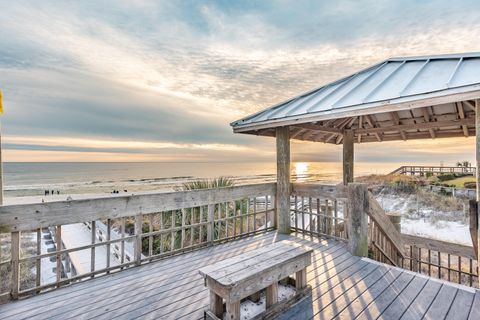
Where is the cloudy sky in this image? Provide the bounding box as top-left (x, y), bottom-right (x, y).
top-left (1, 0), bottom-right (480, 163)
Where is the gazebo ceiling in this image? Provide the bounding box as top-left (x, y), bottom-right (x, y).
top-left (231, 52), bottom-right (480, 144)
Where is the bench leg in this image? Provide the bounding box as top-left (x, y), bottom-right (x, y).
top-left (266, 282), bottom-right (278, 308)
top-left (226, 301), bottom-right (240, 320)
top-left (249, 291), bottom-right (260, 303)
top-left (210, 290), bottom-right (223, 318)
top-left (296, 268), bottom-right (307, 289)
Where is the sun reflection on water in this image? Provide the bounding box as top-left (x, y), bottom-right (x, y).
top-left (293, 162), bottom-right (309, 181)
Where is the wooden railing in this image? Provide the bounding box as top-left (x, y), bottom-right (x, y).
top-left (1, 180), bottom-right (477, 303)
top-left (0, 183), bottom-right (276, 301)
top-left (367, 188), bottom-right (478, 288)
top-left (289, 183), bottom-right (348, 240)
top-left (367, 193), bottom-right (405, 266)
top-left (401, 234), bottom-right (478, 287)
top-left (390, 165), bottom-right (476, 176)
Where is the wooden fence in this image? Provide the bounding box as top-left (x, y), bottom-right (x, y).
top-left (290, 183), bottom-right (348, 240)
top-left (289, 183), bottom-right (479, 288)
top-left (1, 181), bottom-right (478, 303)
top-left (0, 183), bottom-right (276, 300)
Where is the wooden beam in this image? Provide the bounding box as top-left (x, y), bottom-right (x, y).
top-left (390, 112), bottom-right (407, 140)
top-left (291, 123), bottom-right (342, 135)
top-left (343, 130), bottom-right (354, 185)
top-left (422, 107), bottom-right (436, 138)
top-left (457, 102), bottom-right (469, 137)
top-left (276, 126), bottom-right (291, 234)
top-left (355, 129), bottom-right (475, 143)
top-left (365, 115), bottom-right (382, 142)
top-left (290, 128), bottom-right (307, 139)
top-left (355, 117), bottom-right (474, 135)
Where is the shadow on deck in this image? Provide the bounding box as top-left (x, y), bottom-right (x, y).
top-left (0, 231), bottom-right (479, 320)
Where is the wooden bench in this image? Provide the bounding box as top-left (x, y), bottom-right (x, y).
top-left (198, 240), bottom-right (313, 320)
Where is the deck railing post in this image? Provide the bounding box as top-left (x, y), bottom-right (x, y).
top-left (134, 214), bottom-right (143, 266)
top-left (469, 200), bottom-right (478, 259)
top-left (10, 231), bottom-right (20, 300)
top-left (207, 204), bottom-right (215, 244)
top-left (346, 183), bottom-right (368, 257)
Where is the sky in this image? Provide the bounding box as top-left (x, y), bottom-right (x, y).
top-left (1, 0), bottom-right (480, 164)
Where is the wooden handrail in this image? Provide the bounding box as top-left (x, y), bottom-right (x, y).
top-left (0, 183), bottom-right (276, 232)
top-left (367, 192), bottom-right (405, 258)
top-left (402, 234), bottom-right (476, 260)
top-left (291, 183), bottom-right (347, 199)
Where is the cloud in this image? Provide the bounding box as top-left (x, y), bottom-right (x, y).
top-left (0, 0), bottom-right (479, 162)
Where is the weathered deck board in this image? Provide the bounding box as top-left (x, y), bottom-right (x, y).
top-left (0, 231), bottom-right (478, 320)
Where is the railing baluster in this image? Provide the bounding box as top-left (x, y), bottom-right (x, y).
top-left (447, 253), bottom-right (451, 281)
top-left (200, 207), bottom-right (204, 243)
top-left (233, 201), bottom-right (237, 236)
top-left (36, 228), bottom-right (41, 292)
top-left (106, 219), bottom-right (111, 274)
top-left (207, 204), bottom-right (215, 244)
top-left (134, 214), bottom-right (142, 265)
top-left (270, 195), bottom-right (275, 229)
top-left (171, 211), bottom-right (175, 251)
top-left (264, 196), bottom-right (268, 231)
top-left (225, 203), bottom-right (229, 239)
top-left (334, 200), bottom-right (338, 237)
top-left (160, 212), bottom-right (165, 253)
top-left (148, 214), bottom-right (153, 257)
top-left (91, 221), bottom-right (96, 278)
top-left (301, 196), bottom-right (305, 233)
top-left (10, 231), bottom-right (20, 300)
top-left (428, 249), bottom-right (431, 276)
top-left (316, 198), bottom-right (320, 233)
top-left (246, 199), bottom-right (250, 234)
top-left (189, 209), bottom-right (193, 248)
top-left (437, 251), bottom-right (441, 279)
top-left (55, 225), bottom-right (62, 287)
top-left (181, 208), bottom-right (186, 249)
top-left (239, 200), bottom-right (243, 235)
top-left (294, 195), bottom-right (298, 232)
top-left (308, 197), bottom-right (313, 235)
top-left (253, 198), bottom-right (257, 232)
top-left (120, 218), bottom-right (125, 267)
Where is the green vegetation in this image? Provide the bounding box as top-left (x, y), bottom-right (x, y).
top-left (179, 177), bottom-right (235, 191)
top-left (134, 177), bottom-right (247, 255)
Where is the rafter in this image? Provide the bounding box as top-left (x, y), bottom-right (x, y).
top-left (390, 112), bottom-right (407, 140)
top-left (457, 102), bottom-right (469, 137)
top-left (365, 114), bottom-right (382, 142)
top-left (421, 107), bottom-right (436, 139)
top-left (357, 115), bottom-right (363, 143)
top-left (464, 100), bottom-right (476, 111)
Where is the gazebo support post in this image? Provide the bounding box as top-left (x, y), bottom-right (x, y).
top-left (476, 99), bottom-right (480, 260)
top-left (276, 126), bottom-right (291, 234)
top-left (343, 130), bottom-right (354, 185)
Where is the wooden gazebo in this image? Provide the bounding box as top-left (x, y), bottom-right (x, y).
top-left (231, 52), bottom-right (480, 257)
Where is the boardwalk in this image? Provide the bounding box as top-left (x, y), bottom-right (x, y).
top-left (0, 232), bottom-right (478, 320)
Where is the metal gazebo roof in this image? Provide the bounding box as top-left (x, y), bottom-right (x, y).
top-left (231, 52), bottom-right (480, 144)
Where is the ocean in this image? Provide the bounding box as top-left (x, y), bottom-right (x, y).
top-left (3, 161), bottom-right (402, 198)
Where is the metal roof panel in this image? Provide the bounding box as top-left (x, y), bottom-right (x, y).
top-left (232, 52), bottom-right (480, 130)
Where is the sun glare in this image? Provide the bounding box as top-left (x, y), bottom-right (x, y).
top-left (294, 162), bottom-right (309, 178)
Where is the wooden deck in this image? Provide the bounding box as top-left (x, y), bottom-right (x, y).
top-left (0, 232), bottom-right (478, 320)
